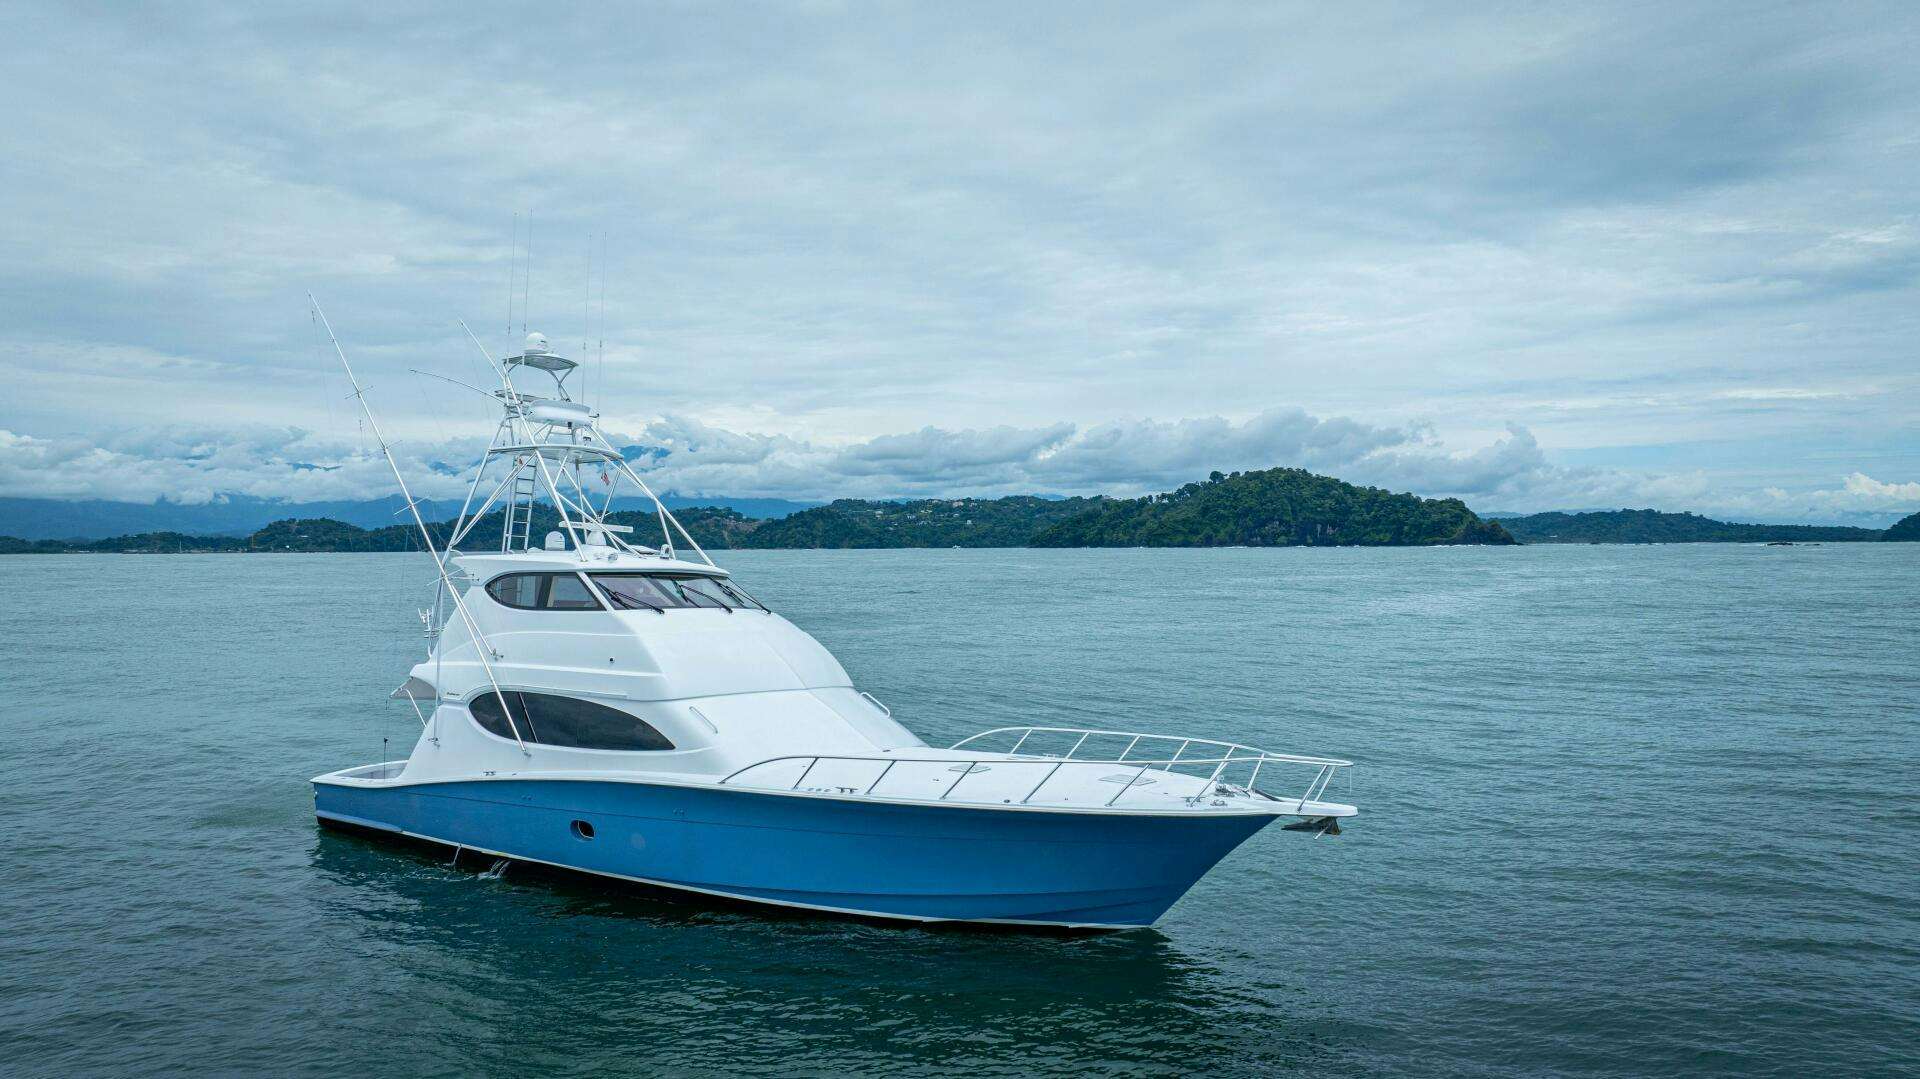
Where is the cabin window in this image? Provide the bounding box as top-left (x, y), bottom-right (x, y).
top-left (590, 573), bottom-right (767, 612)
top-left (591, 574), bottom-right (679, 612)
top-left (485, 573), bottom-right (605, 612)
top-left (545, 574), bottom-right (600, 609)
top-left (468, 690), bottom-right (675, 751)
top-left (486, 573), bottom-right (544, 609)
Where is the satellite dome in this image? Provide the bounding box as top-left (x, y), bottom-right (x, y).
top-left (525, 331), bottom-right (549, 353)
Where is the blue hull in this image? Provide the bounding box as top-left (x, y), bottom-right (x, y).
top-left (314, 778), bottom-right (1277, 927)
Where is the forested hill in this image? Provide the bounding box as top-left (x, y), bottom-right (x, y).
top-left (1884, 511), bottom-right (1920, 541)
top-left (1492, 509), bottom-right (1885, 544)
top-left (1031, 468), bottom-right (1515, 547)
top-left (737, 496), bottom-right (1105, 548)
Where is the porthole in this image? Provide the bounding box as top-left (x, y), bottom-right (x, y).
top-left (571, 819), bottom-right (596, 840)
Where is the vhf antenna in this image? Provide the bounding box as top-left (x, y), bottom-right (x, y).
top-left (521, 213), bottom-right (533, 335)
top-left (506, 211), bottom-right (518, 339)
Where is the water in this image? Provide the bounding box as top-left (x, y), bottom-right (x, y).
top-left (2, 545), bottom-right (1916, 1077)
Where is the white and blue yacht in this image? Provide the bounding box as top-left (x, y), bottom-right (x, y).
top-left (311, 321), bottom-right (1357, 930)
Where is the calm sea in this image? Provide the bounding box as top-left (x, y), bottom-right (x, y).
top-left (2, 545), bottom-right (1916, 1077)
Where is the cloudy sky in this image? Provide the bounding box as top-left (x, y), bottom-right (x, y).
top-left (3, 2), bottom-right (1917, 523)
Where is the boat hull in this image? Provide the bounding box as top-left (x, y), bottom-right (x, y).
top-left (313, 776), bottom-right (1278, 928)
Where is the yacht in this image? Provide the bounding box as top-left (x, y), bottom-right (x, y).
top-left (310, 320), bottom-right (1357, 930)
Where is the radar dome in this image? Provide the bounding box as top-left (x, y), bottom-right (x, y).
top-left (525, 331), bottom-right (549, 353)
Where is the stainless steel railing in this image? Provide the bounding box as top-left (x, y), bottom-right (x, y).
top-left (952, 725), bottom-right (1351, 810)
top-left (717, 726), bottom-right (1351, 811)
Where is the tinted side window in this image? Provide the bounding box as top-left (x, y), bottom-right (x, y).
top-left (487, 574), bottom-right (543, 609)
top-left (468, 691), bottom-right (675, 751)
top-left (485, 573), bottom-right (603, 611)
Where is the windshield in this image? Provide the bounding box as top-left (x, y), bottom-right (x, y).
top-left (590, 573), bottom-right (767, 612)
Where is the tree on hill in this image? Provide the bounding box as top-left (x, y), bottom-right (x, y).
top-left (1884, 511), bottom-right (1920, 542)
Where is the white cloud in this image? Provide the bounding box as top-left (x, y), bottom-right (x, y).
top-left (0, 5), bottom-right (1917, 516)
top-left (0, 426), bottom-right (480, 506)
top-left (7, 410), bottom-right (1913, 527)
top-left (1711, 387), bottom-right (1855, 401)
top-left (1840, 472), bottom-right (1920, 502)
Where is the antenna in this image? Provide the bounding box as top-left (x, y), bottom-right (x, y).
top-left (582, 233), bottom-right (593, 403)
top-left (521, 213), bottom-right (533, 335)
top-left (596, 231), bottom-right (607, 388)
top-left (506, 212), bottom-right (518, 338)
top-left (309, 295), bottom-right (531, 756)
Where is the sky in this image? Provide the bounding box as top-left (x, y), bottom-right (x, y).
top-left (2, 2), bottom-right (1917, 524)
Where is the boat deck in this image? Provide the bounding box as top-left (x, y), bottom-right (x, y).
top-left (320, 726), bottom-right (1356, 819)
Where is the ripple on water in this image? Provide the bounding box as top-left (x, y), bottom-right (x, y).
top-left (0, 545), bottom-right (1916, 1076)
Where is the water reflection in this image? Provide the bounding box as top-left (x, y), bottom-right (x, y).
top-left (309, 828), bottom-right (1338, 1075)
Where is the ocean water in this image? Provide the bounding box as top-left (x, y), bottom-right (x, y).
top-left (1, 544), bottom-right (1916, 1077)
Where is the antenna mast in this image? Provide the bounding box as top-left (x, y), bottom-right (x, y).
top-left (309, 295), bottom-right (530, 756)
top-left (506, 212), bottom-right (518, 339)
top-left (582, 233), bottom-right (593, 404)
top-left (596, 231), bottom-right (607, 385)
top-left (521, 213), bottom-right (533, 335)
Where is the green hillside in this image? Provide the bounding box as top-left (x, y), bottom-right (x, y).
top-left (1031, 468), bottom-right (1515, 547)
top-left (1883, 511), bottom-right (1920, 541)
top-left (1493, 509), bottom-right (1884, 544)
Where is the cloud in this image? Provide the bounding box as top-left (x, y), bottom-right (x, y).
top-left (0, 426), bottom-right (482, 506)
top-left (613, 408), bottom-right (1428, 500)
top-left (0, 6), bottom-right (1917, 518)
top-left (1839, 472), bottom-right (1920, 504)
top-left (6, 409), bottom-right (1913, 527)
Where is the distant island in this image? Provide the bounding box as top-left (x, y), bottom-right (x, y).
top-left (1490, 508), bottom-right (1898, 544)
top-left (1032, 468), bottom-right (1514, 547)
top-left (4, 478), bottom-right (1916, 554)
top-left (2, 468), bottom-right (1514, 552)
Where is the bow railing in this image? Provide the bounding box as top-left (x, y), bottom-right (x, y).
top-left (952, 726), bottom-right (1350, 809)
top-left (718, 726), bottom-right (1351, 811)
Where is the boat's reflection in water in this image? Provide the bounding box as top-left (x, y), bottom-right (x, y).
top-left (310, 829), bottom-right (1342, 1074)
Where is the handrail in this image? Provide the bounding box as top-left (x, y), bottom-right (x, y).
top-left (720, 751), bottom-right (1322, 781)
top-left (716, 736), bottom-right (1352, 811)
top-left (949, 726), bottom-right (1352, 769)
